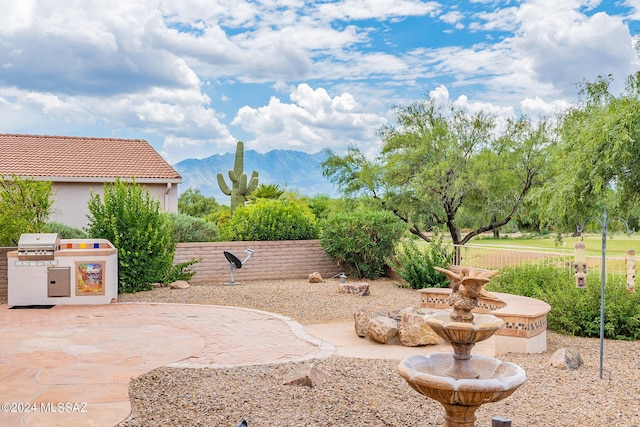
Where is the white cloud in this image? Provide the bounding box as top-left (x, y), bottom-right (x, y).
top-left (410, 0), bottom-right (638, 107)
top-left (520, 96), bottom-right (572, 118)
top-left (428, 85), bottom-right (515, 122)
top-left (0, 0), bottom-right (639, 166)
top-left (452, 94), bottom-right (515, 121)
top-left (316, 0), bottom-right (440, 21)
top-left (429, 85), bottom-right (451, 105)
top-left (0, 83), bottom-right (234, 163)
top-left (232, 84), bottom-right (387, 154)
top-left (624, 0), bottom-right (640, 19)
top-left (512, 8), bottom-right (636, 95)
top-left (0, 0), bottom-right (35, 35)
top-left (440, 10), bottom-right (465, 27)
top-left (468, 6), bottom-right (520, 32)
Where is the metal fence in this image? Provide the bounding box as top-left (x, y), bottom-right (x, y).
top-left (451, 244), bottom-right (629, 281)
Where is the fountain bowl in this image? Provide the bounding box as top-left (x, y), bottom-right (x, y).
top-left (427, 311), bottom-right (504, 344)
top-left (397, 353), bottom-right (527, 407)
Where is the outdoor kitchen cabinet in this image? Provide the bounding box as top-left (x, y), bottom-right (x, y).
top-left (7, 234), bottom-right (118, 306)
top-left (47, 267), bottom-right (71, 297)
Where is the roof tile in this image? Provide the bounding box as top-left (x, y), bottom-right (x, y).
top-left (0, 134), bottom-right (181, 181)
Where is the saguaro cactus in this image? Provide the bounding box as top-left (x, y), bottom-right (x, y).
top-left (217, 141), bottom-right (259, 215)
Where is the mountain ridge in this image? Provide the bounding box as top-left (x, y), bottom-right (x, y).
top-left (173, 148), bottom-right (338, 203)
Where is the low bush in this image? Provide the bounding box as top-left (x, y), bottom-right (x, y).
top-left (487, 264), bottom-right (640, 340)
top-left (163, 258), bottom-right (200, 283)
top-left (320, 207), bottom-right (407, 279)
top-left (166, 213), bottom-right (219, 242)
top-left (86, 179), bottom-right (182, 293)
top-left (393, 235), bottom-right (452, 289)
top-left (221, 199), bottom-right (318, 241)
top-left (44, 221), bottom-right (87, 239)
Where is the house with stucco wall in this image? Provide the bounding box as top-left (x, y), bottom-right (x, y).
top-left (0, 134), bottom-right (182, 229)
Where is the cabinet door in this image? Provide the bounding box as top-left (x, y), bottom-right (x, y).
top-left (47, 267), bottom-right (70, 297)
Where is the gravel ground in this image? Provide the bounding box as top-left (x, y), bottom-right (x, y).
top-left (117, 278), bottom-right (422, 325)
top-left (117, 278), bottom-right (640, 427)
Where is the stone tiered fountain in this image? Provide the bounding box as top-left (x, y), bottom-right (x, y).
top-left (397, 266), bottom-right (527, 427)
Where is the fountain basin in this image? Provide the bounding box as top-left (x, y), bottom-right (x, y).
top-left (427, 312), bottom-right (504, 344)
top-left (397, 353), bottom-right (526, 407)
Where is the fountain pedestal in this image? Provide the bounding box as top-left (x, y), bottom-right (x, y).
top-left (397, 267), bottom-right (527, 427)
top-left (446, 342), bottom-right (477, 379)
top-left (441, 403), bottom-right (479, 427)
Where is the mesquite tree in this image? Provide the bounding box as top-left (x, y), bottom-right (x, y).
top-left (322, 97), bottom-right (552, 248)
top-left (542, 73), bottom-right (640, 229)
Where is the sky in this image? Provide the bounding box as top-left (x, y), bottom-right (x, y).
top-left (1, 0), bottom-right (640, 165)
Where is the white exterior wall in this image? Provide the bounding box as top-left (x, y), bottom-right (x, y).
top-left (48, 181), bottom-right (180, 230)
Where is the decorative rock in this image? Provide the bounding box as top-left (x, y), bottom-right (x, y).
top-left (283, 363), bottom-right (328, 388)
top-left (354, 306), bottom-right (390, 337)
top-left (308, 272), bottom-right (324, 283)
top-left (337, 281), bottom-right (370, 296)
top-left (398, 310), bottom-right (440, 346)
top-left (366, 316), bottom-right (400, 344)
top-left (169, 280), bottom-right (190, 289)
top-left (549, 348), bottom-right (583, 370)
top-left (395, 306), bottom-right (432, 316)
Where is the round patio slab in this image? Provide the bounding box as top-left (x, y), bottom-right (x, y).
top-left (0, 303), bottom-right (334, 427)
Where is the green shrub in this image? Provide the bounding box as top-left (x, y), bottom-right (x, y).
top-left (178, 188), bottom-right (220, 218)
top-left (487, 264), bottom-right (640, 340)
top-left (394, 235), bottom-right (452, 289)
top-left (86, 179), bottom-right (179, 293)
top-left (0, 176), bottom-right (53, 245)
top-left (166, 213), bottom-right (219, 242)
top-left (221, 199), bottom-right (318, 241)
top-left (44, 221), bottom-right (87, 239)
top-left (486, 263), bottom-right (558, 298)
top-left (307, 194), bottom-right (334, 220)
top-left (164, 258), bottom-right (200, 283)
top-left (320, 207), bottom-right (407, 279)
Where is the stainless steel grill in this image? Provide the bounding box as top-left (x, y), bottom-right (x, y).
top-left (17, 233), bottom-right (60, 261)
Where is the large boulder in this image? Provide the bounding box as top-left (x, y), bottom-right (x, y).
top-left (354, 306), bottom-right (390, 338)
top-left (366, 316), bottom-right (400, 344)
top-left (549, 348), bottom-right (583, 370)
top-left (398, 310), bottom-right (440, 346)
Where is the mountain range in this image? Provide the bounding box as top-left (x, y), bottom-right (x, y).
top-left (173, 149), bottom-right (338, 203)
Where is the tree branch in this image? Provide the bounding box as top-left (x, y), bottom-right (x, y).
top-left (459, 173), bottom-right (534, 245)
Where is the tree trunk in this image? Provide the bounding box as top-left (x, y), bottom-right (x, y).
top-left (447, 219), bottom-right (462, 265)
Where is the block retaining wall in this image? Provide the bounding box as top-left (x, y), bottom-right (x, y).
top-left (174, 240), bottom-right (342, 284)
top-left (0, 241), bottom-right (341, 296)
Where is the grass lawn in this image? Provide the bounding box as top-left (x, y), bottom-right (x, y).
top-left (471, 233), bottom-right (640, 257)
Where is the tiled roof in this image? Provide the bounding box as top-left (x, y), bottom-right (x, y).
top-left (0, 134), bottom-right (181, 182)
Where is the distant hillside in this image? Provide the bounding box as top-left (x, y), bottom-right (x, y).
top-left (173, 149), bottom-right (338, 203)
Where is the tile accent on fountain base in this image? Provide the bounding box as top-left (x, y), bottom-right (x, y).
top-left (418, 288), bottom-right (551, 354)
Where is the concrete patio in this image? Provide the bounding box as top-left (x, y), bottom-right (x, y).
top-left (0, 303), bottom-right (494, 427)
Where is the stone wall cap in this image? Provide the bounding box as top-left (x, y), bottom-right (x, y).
top-left (418, 288), bottom-right (551, 318)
